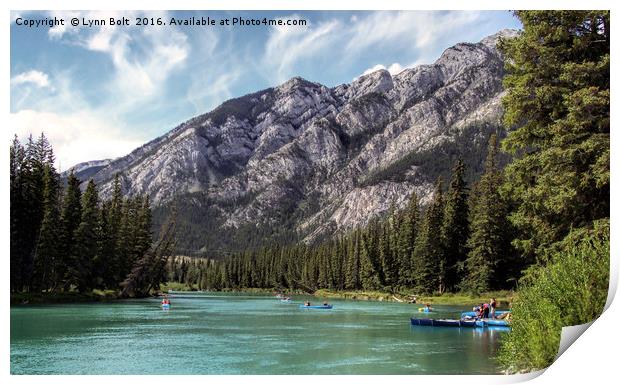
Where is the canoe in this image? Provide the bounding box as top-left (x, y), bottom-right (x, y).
top-left (161, 303), bottom-right (170, 309)
top-left (299, 305), bottom-right (333, 309)
top-left (410, 318), bottom-right (476, 327)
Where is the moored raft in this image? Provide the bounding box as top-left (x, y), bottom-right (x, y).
top-left (410, 318), bottom-right (509, 328)
top-left (410, 318), bottom-right (476, 327)
top-left (475, 319), bottom-right (510, 328)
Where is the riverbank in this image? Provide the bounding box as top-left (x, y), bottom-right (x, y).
top-left (10, 289), bottom-right (121, 305)
top-left (313, 289), bottom-right (513, 306)
top-left (160, 282), bottom-right (513, 307)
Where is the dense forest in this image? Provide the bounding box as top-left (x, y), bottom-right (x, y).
top-left (166, 135), bottom-right (521, 295)
top-left (10, 135), bottom-right (174, 297)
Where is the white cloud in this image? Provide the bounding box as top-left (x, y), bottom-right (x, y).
top-left (264, 15), bottom-right (339, 83)
top-left (11, 70), bottom-right (51, 88)
top-left (345, 11), bottom-right (482, 53)
top-left (262, 11), bottom-right (486, 85)
top-left (11, 109), bottom-right (147, 171)
top-left (46, 11), bottom-right (189, 103)
top-left (359, 63), bottom-right (406, 79)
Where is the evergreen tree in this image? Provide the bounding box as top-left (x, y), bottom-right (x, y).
top-left (412, 178), bottom-right (444, 294)
top-left (462, 135), bottom-right (512, 292)
top-left (397, 192), bottom-right (419, 288)
top-left (96, 200), bottom-right (115, 288)
top-left (441, 159), bottom-right (470, 292)
top-left (344, 230), bottom-right (361, 289)
top-left (380, 214), bottom-right (397, 290)
top-left (500, 11), bottom-right (609, 260)
top-left (10, 136), bottom-right (27, 291)
top-left (107, 174), bottom-right (124, 284)
top-left (59, 171), bottom-right (82, 289)
top-left (70, 180), bottom-right (100, 292)
top-left (360, 220), bottom-right (381, 290)
top-left (32, 165), bottom-right (61, 292)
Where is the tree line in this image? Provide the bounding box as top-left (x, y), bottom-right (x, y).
top-left (10, 134), bottom-right (173, 297)
top-left (168, 133), bottom-right (523, 295)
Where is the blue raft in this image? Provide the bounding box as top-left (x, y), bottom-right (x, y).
top-left (299, 305), bottom-right (333, 310)
top-left (410, 318), bottom-right (477, 327)
top-left (411, 318), bottom-right (510, 328)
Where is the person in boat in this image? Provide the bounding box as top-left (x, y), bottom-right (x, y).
top-left (482, 303), bottom-right (490, 318)
top-left (323, 302), bottom-right (329, 306)
top-left (424, 303), bottom-right (432, 311)
top-left (476, 304), bottom-right (485, 319)
top-left (490, 298), bottom-right (497, 319)
top-left (304, 301), bottom-right (311, 306)
top-left (161, 294), bottom-right (171, 306)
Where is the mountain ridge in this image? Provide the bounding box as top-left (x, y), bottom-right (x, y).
top-left (72, 29), bottom-right (518, 255)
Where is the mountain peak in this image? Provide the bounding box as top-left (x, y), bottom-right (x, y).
top-left (480, 28), bottom-right (519, 48)
top-left (277, 76), bottom-right (317, 92)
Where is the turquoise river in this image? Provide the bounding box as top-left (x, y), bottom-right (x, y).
top-left (11, 292), bottom-right (509, 374)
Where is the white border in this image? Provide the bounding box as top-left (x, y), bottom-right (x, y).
top-left (3, 1), bottom-right (618, 385)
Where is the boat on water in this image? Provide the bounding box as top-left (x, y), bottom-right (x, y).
top-left (418, 307), bottom-right (433, 313)
top-left (161, 303), bottom-right (170, 309)
top-left (280, 298), bottom-right (293, 303)
top-left (410, 317), bottom-right (510, 329)
top-left (460, 310), bottom-right (508, 318)
top-left (299, 304), bottom-right (333, 310)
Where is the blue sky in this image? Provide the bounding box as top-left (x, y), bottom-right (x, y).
top-left (10, 10), bottom-right (521, 169)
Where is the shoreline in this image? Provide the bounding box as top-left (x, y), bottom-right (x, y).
top-left (10, 290), bottom-right (122, 305)
top-left (12, 284), bottom-right (513, 307)
top-left (161, 282), bottom-right (513, 307)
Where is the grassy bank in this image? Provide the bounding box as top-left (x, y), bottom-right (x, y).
top-left (10, 289), bottom-right (121, 305)
top-left (161, 282), bottom-right (513, 307)
top-left (313, 289), bottom-right (513, 306)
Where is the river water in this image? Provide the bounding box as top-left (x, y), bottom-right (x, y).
top-left (11, 292), bottom-right (508, 374)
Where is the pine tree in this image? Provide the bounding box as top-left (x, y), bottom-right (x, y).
top-left (360, 220), bottom-right (381, 290)
top-left (59, 171), bottom-right (82, 289)
top-left (397, 192), bottom-right (419, 288)
top-left (70, 180), bottom-right (100, 292)
top-left (500, 11), bottom-right (609, 260)
top-left (96, 200), bottom-right (115, 288)
top-left (462, 135), bottom-right (512, 293)
top-left (441, 159), bottom-right (470, 292)
top-left (10, 136), bottom-right (27, 291)
top-left (412, 178), bottom-right (444, 294)
top-left (380, 214), bottom-right (397, 290)
top-left (344, 230), bottom-right (361, 289)
top-left (32, 165), bottom-right (61, 292)
top-left (107, 174), bottom-right (124, 284)
top-left (121, 207), bottom-right (176, 298)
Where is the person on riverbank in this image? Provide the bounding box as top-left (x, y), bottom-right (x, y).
top-left (490, 298), bottom-right (497, 319)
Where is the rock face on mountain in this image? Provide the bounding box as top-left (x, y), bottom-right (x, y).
top-left (78, 29), bottom-right (517, 255)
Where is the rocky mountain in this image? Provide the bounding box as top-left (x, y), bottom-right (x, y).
top-left (62, 159), bottom-right (112, 183)
top-left (76, 29), bottom-right (518, 256)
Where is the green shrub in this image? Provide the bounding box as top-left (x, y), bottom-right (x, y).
top-left (498, 219), bottom-right (609, 373)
